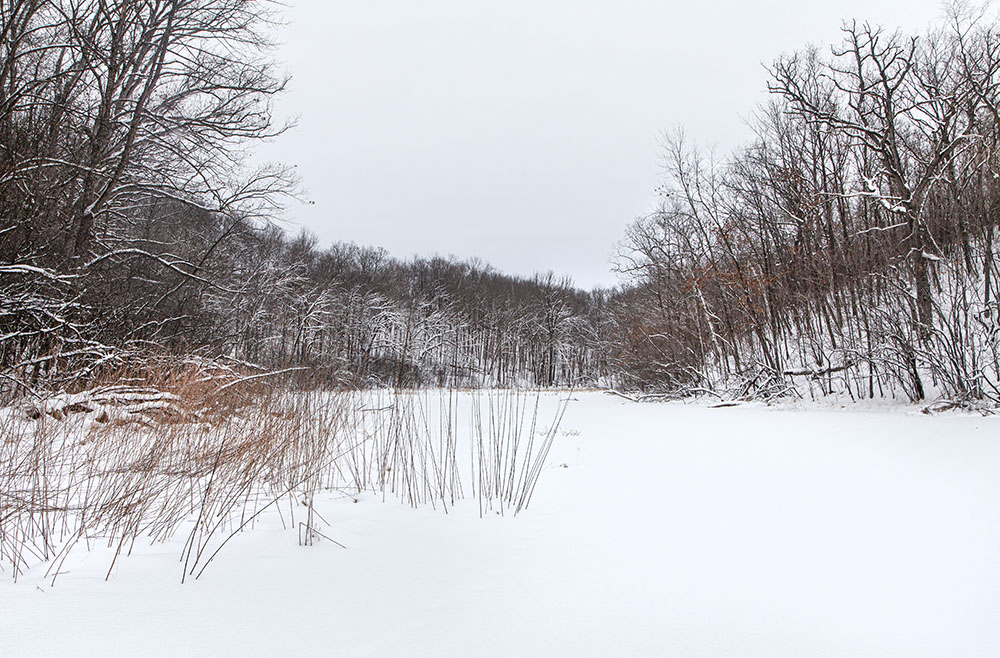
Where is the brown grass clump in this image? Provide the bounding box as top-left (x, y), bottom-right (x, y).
top-left (1, 372), bottom-right (568, 584)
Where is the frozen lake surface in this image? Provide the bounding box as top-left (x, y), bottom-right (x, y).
top-left (2, 392), bottom-right (999, 657)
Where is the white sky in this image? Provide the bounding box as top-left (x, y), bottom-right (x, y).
top-left (258, 0), bottom-right (946, 290)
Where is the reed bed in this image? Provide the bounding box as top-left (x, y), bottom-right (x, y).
top-left (0, 382), bottom-right (567, 583)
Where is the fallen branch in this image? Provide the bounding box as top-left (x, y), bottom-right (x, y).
top-left (213, 367), bottom-right (310, 393)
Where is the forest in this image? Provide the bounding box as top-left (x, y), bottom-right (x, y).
top-left (2, 0), bottom-right (1000, 408)
top-left (3, 5), bottom-right (1000, 656)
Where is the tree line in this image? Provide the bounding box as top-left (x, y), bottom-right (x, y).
top-left (616, 4), bottom-right (1000, 403)
top-left (3, 1), bottom-right (1000, 405)
top-left (0, 0), bottom-right (626, 396)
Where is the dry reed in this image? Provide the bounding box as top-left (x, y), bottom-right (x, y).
top-left (1, 367), bottom-right (568, 583)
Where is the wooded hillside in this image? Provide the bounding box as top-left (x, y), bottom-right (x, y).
top-left (3, 1), bottom-right (1000, 406)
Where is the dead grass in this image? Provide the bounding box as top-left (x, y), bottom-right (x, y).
top-left (0, 369), bottom-right (568, 583)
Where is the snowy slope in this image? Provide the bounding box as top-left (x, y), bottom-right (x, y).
top-left (2, 392), bottom-right (999, 658)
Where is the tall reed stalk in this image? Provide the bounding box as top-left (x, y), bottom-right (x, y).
top-left (1, 380), bottom-right (568, 583)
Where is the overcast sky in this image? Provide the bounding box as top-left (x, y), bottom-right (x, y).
top-left (258, 0), bottom-right (946, 290)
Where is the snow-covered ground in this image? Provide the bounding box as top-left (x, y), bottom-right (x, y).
top-left (2, 392), bottom-right (999, 658)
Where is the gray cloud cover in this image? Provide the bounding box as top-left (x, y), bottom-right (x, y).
top-left (259, 0), bottom-right (943, 289)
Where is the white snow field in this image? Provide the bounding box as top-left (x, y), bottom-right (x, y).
top-left (2, 392), bottom-right (1000, 658)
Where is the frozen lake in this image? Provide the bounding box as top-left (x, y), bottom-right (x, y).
top-left (2, 392), bottom-right (999, 657)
